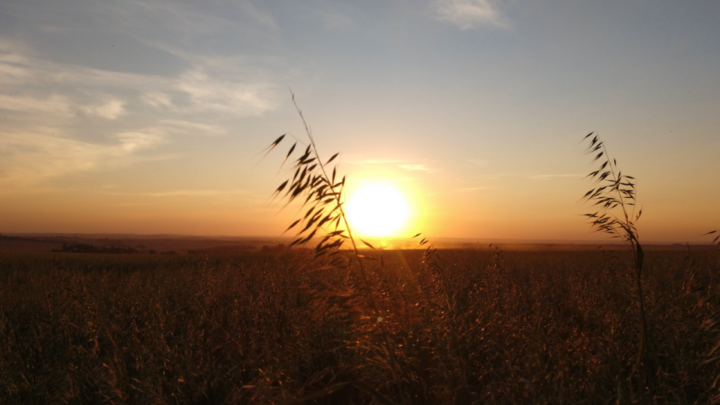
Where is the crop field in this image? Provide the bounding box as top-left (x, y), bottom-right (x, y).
top-left (1, 248), bottom-right (719, 404)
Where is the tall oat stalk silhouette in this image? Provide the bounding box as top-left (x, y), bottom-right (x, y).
top-left (580, 132), bottom-right (650, 366)
top-left (262, 92), bottom-right (405, 404)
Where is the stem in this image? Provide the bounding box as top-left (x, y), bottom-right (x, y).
top-left (636, 261), bottom-right (648, 356)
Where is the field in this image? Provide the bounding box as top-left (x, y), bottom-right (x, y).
top-left (1, 247), bottom-right (719, 404)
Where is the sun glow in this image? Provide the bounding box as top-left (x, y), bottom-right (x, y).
top-left (346, 183), bottom-right (409, 237)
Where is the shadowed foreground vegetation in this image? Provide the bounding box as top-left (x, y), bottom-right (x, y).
top-left (1, 249), bottom-right (719, 404)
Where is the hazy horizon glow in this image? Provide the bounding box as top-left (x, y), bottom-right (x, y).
top-left (1, 0), bottom-right (719, 243)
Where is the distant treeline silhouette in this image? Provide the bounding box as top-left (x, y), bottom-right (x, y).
top-left (0, 234), bottom-right (61, 243)
top-left (53, 243), bottom-right (138, 254)
top-left (188, 244), bottom-right (258, 255)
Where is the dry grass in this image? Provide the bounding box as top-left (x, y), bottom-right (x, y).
top-left (0, 249), bottom-right (718, 404)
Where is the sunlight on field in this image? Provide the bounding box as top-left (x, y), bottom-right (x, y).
top-left (346, 183), bottom-right (409, 237)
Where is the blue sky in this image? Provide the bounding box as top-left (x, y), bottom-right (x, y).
top-left (1, 0), bottom-right (718, 242)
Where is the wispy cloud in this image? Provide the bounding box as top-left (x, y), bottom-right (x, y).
top-left (0, 119), bottom-right (201, 189)
top-left (80, 98), bottom-right (126, 119)
top-left (158, 119), bottom-right (226, 136)
top-left (0, 92), bottom-right (125, 120)
top-left (115, 130), bottom-right (166, 152)
top-left (0, 51), bottom-right (278, 119)
top-left (237, 1), bottom-right (279, 30)
top-left (398, 164), bottom-right (433, 172)
top-left (345, 159), bottom-right (434, 173)
top-left (434, 0), bottom-right (509, 29)
top-left (345, 159), bottom-right (405, 165)
top-left (104, 189), bottom-right (248, 197)
top-left (0, 51), bottom-right (33, 84)
top-left (529, 174), bottom-right (584, 180)
top-left (348, 178), bottom-right (413, 184)
top-left (175, 69), bottom-right (276, 116)
top-left (0, 129), bottom-right (112, 188)
top-left (0, 94), bottom-right (72, 116)
top-left (0, 33), bottom-right (280, 119)
top-left (345, 158), bottom-right (435, 173)
top-left (142, 92), bottom-right (173, 108)
top-left (0, 31), bottom-right (278, 190)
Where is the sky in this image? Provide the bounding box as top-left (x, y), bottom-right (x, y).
top-left (0, 0), bottom-right (718, 243)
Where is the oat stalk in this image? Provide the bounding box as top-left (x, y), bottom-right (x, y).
top-left (263, 91), bottom-right (405, 403)
top-left (580, 132), bottom-right (650, 366)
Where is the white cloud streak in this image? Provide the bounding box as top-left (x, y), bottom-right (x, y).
top-left (434, 0), bottom-right (508, 29)
top-left (80, 98), bottom-right (126, 119)
top-left (345, 159), bottom-right (405, 165)
top-left (529, 174), bottom-right (584, 180)
top-left (142, 92), bottom-right (173, 108)
top-left (175, 70), bottom-right (276, 116)
top-left (0, 36), bottom-right (279, 119)
top-left (398, 164), bottom-right (433, 172)
top-left (0, 94), bottom-right (72, 116)
top-left (104, 189), bottom-right (248, 197)
top-left (159, 119), bottom-right (226, 136)
top-left (115, 130), bottom-right (166, 152)
top-left (345, 159), bottom-right (434, 173)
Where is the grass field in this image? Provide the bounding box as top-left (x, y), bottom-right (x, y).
top-left (1, 248), bottom-right (718, 404)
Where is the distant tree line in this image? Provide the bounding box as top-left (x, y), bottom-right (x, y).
top-left (188, 244), bottom-right (258, 255)
top-left (53, 243), bottom-right (138, 254)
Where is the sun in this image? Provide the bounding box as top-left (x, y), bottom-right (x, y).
top-left (346, 183), bottom-right (409, 237)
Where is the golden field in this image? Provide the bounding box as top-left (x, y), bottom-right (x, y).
top-left (1, 248), bottom-right (718, 404)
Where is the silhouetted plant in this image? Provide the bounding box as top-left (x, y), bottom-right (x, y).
top-left (263, 92), bottom-right (405, 403)
top-left (264, 92), bottom-right (384, 313)
top-left (580, 132), bottom-right (650, 366)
